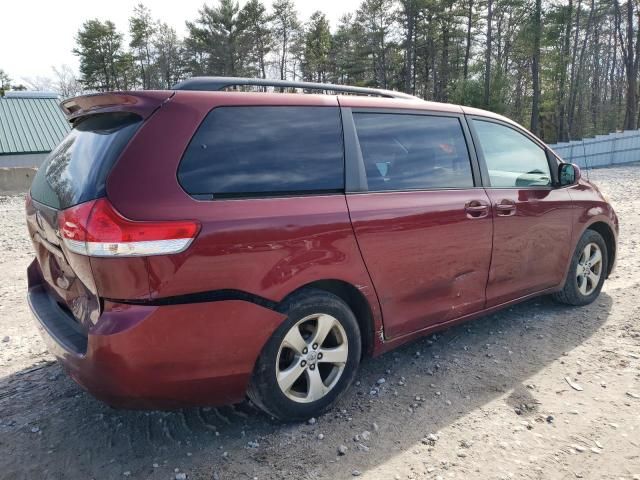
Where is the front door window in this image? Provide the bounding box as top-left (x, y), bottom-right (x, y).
top-left (472, 120), bottom-right (551, 188)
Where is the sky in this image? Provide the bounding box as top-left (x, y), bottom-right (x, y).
top-left (0, 0), bottom-right (362, 83)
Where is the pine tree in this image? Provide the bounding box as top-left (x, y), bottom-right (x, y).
top-left (74, 19), bottom-right (129, 91)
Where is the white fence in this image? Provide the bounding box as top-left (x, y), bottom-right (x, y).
top-left (548, 129), bottom-right (640, 168)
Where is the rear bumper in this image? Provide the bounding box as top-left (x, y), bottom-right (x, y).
top-left (28, 285), bottom-right (88, 355)
top-left (28, 261), bottom-right (285, 409)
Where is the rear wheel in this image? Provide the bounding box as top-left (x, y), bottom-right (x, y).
top-left (248, 289), bottom-right (361, 421)
top-left (553, 230), bottom-right (608, 306)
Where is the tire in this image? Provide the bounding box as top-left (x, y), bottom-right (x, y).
top-left (553, 229), bottom-right (608, 306)
top-left (248, 288), bottom-right (361, 421)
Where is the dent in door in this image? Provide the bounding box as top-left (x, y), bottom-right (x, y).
top-left (348, 190), bottom-right (493, 339)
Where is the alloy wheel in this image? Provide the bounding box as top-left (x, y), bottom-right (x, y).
top-left (276, 313), bottom-right (348, 403)
top-left (576, 242), bottom-right (603, 296)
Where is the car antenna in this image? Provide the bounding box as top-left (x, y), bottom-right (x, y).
top-left (581, 135), bottom-right (590, 182)
top-left (567, 129), bottom-right (590, 182)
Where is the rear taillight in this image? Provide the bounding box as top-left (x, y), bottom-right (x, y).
top-left (58, 198), bottom-right (200, 257)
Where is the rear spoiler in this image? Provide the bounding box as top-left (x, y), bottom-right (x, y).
top-left (59, 91), bottom-right (174, 124)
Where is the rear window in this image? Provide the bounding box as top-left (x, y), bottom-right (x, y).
top-left (30, 113), bottom-right (142, 209)
top-left (178, 106), bottom-right (344, 198)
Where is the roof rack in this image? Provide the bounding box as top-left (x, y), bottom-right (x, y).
top-left (171, 77), bottom-right (419, 100)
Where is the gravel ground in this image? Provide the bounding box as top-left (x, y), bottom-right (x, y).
top-left (1, 164), bottom-right (639, 480)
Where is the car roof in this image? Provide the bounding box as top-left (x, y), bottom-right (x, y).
top-left (169, 76), bottom-right (503, 118)
top-left (169, 89), bottom-right (465, 114)
top-left (171, 89), bottom-right (515, 120)
top-left (60, 88), bottom-right (518, 130)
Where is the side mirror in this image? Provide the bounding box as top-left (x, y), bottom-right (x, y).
top-left (558, 163), bottom-right (581, 186)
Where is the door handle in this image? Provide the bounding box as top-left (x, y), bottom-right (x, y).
top-left (495, 199), bottom-right (516, 216)
top-left (465, 200), bottom-right (490, 219)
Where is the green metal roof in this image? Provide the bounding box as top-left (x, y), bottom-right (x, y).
top-left (0, 93), bottom-right (71, 155)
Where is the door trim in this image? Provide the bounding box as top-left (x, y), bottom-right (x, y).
top-left (375, 284), bottom-right (561, 355)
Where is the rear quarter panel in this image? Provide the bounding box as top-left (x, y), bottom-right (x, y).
top-left (106, 91), bottom-right (383, 340)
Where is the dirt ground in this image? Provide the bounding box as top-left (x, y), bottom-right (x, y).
top-left (1, 164), bottom-right (639, 480)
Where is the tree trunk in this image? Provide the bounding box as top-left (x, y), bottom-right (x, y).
top-left (557, 0), bottom-right (573, 141)
top-left (626, 0), bottom-right (638, 130)
top-left (591, 14), bottom-right (601, 133)
top-left (259, 40), bottom-right (267, 79)
top-left (633, 0), bottom-right (640, 130)
top-left (484, 0), bottom-right (493, 108)
top-left (380, 30), bottom-right (388, 89)
top-left (569, 0), bottom-right (595, 135)
top-left (514, 65), bottom-right (524, 120)
top-left (530, 0), bottom-right (542, 135)
top-left (403, 1), bottom-right (415, 93)
top-left (463, 0), bottom-right (474, 80)
top-left (568, 0), bottom-right (584, 137)
top-left (280, 28), bottom-right (288, 80)
top-left (614, 0), bottom-right (639, 130)
top-left (439, 6), bottom-right (451, 102)
top-left (411, 25), bottom-right (418, 94)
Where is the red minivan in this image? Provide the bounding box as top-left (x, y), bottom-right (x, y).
top-left (26, 77), bottom-right (618, 420)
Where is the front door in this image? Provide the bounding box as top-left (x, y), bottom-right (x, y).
top-left (469, 118), bottom-right (574, 307)
top-left (345, 110), bottom-right (493, 339)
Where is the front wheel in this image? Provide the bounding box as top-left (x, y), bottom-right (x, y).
top-left (248, 289), bottom-right (361, 421)
top-left (553, 230), bottom-right (608, 306)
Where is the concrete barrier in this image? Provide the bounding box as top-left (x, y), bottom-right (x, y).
top-left (0, 167), bottom-right (36, 195)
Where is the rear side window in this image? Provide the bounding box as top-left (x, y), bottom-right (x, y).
top-left (353, 113), bottom-right (474, 191)
top-left (30, 113), bottom-right (142, 209)
top-left (178, 106), bottom-right (344, 197)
